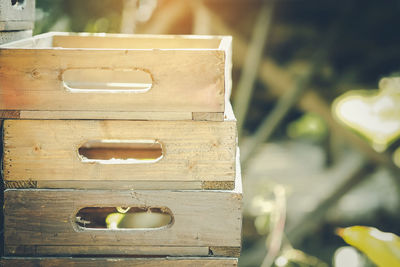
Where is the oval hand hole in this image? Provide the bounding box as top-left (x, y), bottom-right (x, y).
top-left (75, 207), bottom-right (173, 230)
top-left (63, 68), bottom-right (152, 93)
top-left (11, 0), bottom-right (25, 7)
top-left (78, 140), bottom-right (163, 164)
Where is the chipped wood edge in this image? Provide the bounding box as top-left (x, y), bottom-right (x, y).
top-left (209, 246), bottom-right (241, 257)
top-left (0, 110), bottom-right (20, 119)
top-left (202, 181), bottom-right (234, 190)
top-left (4, 180), bottom-right (37, 189)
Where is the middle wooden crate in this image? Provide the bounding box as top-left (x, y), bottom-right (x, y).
top-left (2, 116), bottom-right (237, 190)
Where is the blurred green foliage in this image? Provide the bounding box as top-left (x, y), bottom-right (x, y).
top-left (35, 0), bottom-right (123, 34)
top-left (287, 113), bottom-right (328, 142)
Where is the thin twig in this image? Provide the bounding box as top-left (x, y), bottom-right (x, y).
top-left (120, 0), bottom-right (138, 34)
top-left (261, 185), bottom-right (287, 267)
top-left (234, 0), bottom-right (275, 140)
top-left (287, 160), bottom-right (376, 246)
top-left (241, 0), bottom-right (355, 166)
top-left (191, 1), bottom-right (212, 35)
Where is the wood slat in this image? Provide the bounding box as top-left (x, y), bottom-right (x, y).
top-left (0, 257), bottom-right (238, 267)
top-left (0, 99), bottom-right (235, 121)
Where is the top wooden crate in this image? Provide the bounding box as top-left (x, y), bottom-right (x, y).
top-left (0, 0), bottom-right (35, 30)
top-left (0, 32), bottom-right (232, 121)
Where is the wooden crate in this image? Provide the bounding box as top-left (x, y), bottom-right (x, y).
top-left (2, 116), bottom-right (237, 190)
top-left (3, 169), bottom-right (242, 257)
top-left (0, 257), bottom-right (238, 267)
top-left (0, 32), bottom-right (232, 121)
top-left (0, 30), bottom-right (32, 45)
top-left (0, 0), bottom-right (35, 31)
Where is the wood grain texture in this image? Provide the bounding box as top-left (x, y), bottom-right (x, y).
top-left (0, 257), bottom-right (238, 267)
top-left (5, 246), bottom-right (209, 257)
top-left (4, 148), bottom-right (240, 190)
top-left (0, 99), bottom-right (236, 121)
top-left (3, 120), bottom-right (236, 187)
top-left (4, 184), bottom-right (242, 255)
top-left (0, 100), bottom-right (236, 121)
top-left (0, 32), bottom-right (229, 113)
top-left (4, 246), bottom-right (239, 257)
top-left (4, 180), bottom-right (236, 190)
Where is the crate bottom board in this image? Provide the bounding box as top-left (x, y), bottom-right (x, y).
top-left (6, 246), bottom-right (240, 258)
top-left (4, 180), bottom-right (235, 190)
top-left (0, 257), bottom-right (238, 267)
top-left (0, 110), bottom-right (225, 121)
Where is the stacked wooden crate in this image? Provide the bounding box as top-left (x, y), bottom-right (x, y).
top-left (0, 32), bottom-right (242, 266)
top-left (0, 0), bottom-right (34, 45)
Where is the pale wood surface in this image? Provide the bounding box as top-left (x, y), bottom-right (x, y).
top-left (0, 0), bottom-right (35, 30)
top-left (0, 32), bottom-right (229, 114)
top-left (4, 147), bottom-right (240, 190)
top-left (52, 34), bottom-right (223, 49)
top-left (4, 183), bottom-right (242, 255)
top-left (0, 30), bottom-right (32, 45)
top-left (3, 120), bottom-right (236, 187)
top-left (0, 96), bottom-right (236, 121)
top-left (18, 110), bottom-right (194, 120)
top-left (0, 257), bottom-right (238, 267)
top-left (0, 21), bottom-right (34, 31)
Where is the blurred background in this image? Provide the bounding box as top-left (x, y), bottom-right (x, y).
top-left (33, 0), bottom-right (400, 266)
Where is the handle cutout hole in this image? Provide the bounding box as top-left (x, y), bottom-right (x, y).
top-left (11, 0), bottom-right (25, 7)
top-left (75, 207), bottom-right (173, 230)
top-left (78, 140), bottom-right (163, 164)
top-left (63, 68), bottom-right (152, 93)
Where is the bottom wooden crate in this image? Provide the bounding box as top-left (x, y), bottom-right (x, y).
top-left (0, 257), bottom-right (238, 267)
top-left (3, 166), bottom-right (242, 257)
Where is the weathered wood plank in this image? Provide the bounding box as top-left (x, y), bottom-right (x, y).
top-left (0, 257), bottom-right (238, 267)
top-left (5, 246), bottom-right (240, 257)
top-left (3, 120), bottom-right (236, 188)
top-left (4, 180), bottom-right (242, 255)
top-left (20, 110), bottom-right (193, 120)
top-left (5, 245), bottom-right (209, 256)
top-left (3, 147), bottom-right (240, 190)
top-left (0, 100), bottom-right (236, 121)
top-left (52, 33), bottom-right (223, 49)
top-left (4, 180), bottom-right (236, 190)
top-left (0, 32), bottom-right (229, 114)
